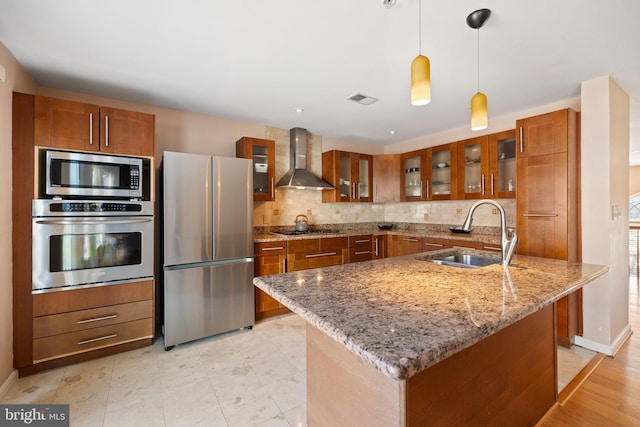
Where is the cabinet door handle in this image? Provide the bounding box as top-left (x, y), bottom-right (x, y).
top-left (305, 252), bottom-right (337, 259)
top-left (261, 246), bottom-right (284, 251)
top-left (271, 177), bottom-right (275, 199)
top-left (78, 334), bottom-right (117, 345)
top-left (481, 175), bottom-right (486, 195)
top-left (491, 173), bottom-right (495, 195)
top-left (519, 127), bottom-right (524, 153)
top-left (105, 115), bottom-right (109, 147)
top-left (89, 113), bottom-right (93, 145)
top-left (403, 238), bottom-right (419, 242)
top-left (355, 250), bottom-right (371, 255)
top-left (77, 314), bottom-right (117, 324)
top-left (355, 239), bottom-right (371, 243)
top-left (426, 180), bottom-right (430, 198)
top-left (424, 243), bottom-right (444, 247)
top-left (282, 258), bottom-right (287, 272)
top-left (522, 213), bottom-right (558, 217)
top-left (375, 238), bottom-right (379, 256)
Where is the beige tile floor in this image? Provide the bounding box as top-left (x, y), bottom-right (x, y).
top-left (1, 312), bottom-right (595, 427)
top-left (1, 315), bottom-right (308, 427)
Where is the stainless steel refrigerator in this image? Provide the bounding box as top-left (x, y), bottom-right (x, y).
top-left (162, 151), bottom-right (254, 349)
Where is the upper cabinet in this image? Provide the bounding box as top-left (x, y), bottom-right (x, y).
top-left (489, 129), bottom-right (517, 199)
top-left (457, 135), bottom-right (489, 199)
top-left (516, 109), bottom-right (569, 157)
top-left (236, 137), bottom-right (276, 202)
top-left (400, 143), bottom-right (457, 202)
top-left (372, 154), bottom-right (400, 203)
top-left (400, 148), bottom-right (429, 201)
top-left (34, 96), bottom-right (155, 157)
top-left (322, 150), bottom-right (373, 203)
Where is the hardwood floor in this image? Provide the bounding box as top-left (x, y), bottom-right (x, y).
top-left (537, 279), bottom-right (640, 426)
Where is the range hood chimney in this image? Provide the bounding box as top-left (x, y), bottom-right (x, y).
top-left (276, 128), bottom-right (334, 190)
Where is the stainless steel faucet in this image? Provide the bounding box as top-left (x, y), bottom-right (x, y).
top-left (461, 199), bottom-right (518, 266)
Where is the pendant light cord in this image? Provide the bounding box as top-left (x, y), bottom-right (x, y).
top-left (418, 0), bottom-right (422, 54)
top-left (477, 28), bottom-right (480, 93)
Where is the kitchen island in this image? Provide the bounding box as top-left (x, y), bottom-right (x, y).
top-left (253, 248), bottom-right (608, 426)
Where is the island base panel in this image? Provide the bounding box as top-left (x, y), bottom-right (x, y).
top-left (306, 304), bottom-right (556, 427)
top-left (307, 325), bottom-right (405, 427)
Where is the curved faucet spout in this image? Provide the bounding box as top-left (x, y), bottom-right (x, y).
top-left (460, 199), bottom-right (518, 266)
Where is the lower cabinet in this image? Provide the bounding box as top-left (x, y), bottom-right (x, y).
top-left (254, 241), bottom-right (289, 321)
top-left (348, 235), bottom-right (375, 263)
top-left (30, 280), bottom-right (154, 367)
top-left (422, 237), bottom-right (453, 252)
top-left (287, 237), bottom-right (347, 271)
top-left (388, 235), bottom-right (423, 257)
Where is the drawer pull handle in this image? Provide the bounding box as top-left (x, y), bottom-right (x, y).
top-left (261, 246), bottom-right (284, 251)
top-left (78, 334), bottom-right (117, 345)
top-left (424, 243), bottom-right (444, 247)
top-left (77, 314), bottom-right (117, 324)
top-left (522, 213), bottom-right (558, 217)
top-left (355, 250), bottom-right (371, 255)
top-left (306, 252), bottom-right (337, 259)
top-left (355, 239), bottom-right (371, 243)
top-left (403, 238), bottom-right (419, 242)
top-left (484, 246), bottom-right (501, 251)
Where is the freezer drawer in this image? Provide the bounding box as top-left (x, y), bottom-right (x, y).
top-left (163, 259), bottom-right (254, 348)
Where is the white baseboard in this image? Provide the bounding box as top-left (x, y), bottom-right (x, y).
top-left (0, 370), bottom-right (18, 401)
top-left (575, 324), bottom-right (633, 356)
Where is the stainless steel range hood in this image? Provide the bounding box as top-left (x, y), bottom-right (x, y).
top-left (276, 127), bottom-right (334, 190)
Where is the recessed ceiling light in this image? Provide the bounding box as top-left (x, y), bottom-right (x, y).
top-left (389, 130), bottom-right (396, 134)
top-left (295, 108), bottom-right (304, 113)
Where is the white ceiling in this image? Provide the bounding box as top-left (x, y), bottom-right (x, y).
top-left (2, 0), bottom-right (640, 162)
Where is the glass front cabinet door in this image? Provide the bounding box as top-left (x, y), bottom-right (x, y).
top-left (430, 143), bottom-right (457, 200)
top-left (400, 149), bottom-right (430, 201)
top-left (235, 137), bottom-right (276, 201)
top-left (489, 129), bottom-right (517, 198)
top-left (322, 150), bottom-right (373, 202)
top-left (458, 135), bottom-right (489, 200)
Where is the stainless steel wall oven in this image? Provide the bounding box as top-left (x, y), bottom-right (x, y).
top-left (32, 199), bottom-right (154, 291)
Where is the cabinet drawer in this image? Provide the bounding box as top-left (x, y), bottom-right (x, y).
top-left (349, 235), bottom-right (373, 248)
top-left (348, 247), bottom-right (373, 263)
top-left (288, 250), bottom-right (344, 271)
top-left (422, 238), bottom-right (452, 252)
top-left (450, 240), bottom-right (484, 250)
top-left (33, 318), bottom-right (153, 363)
top-left (33, 280), bottom-right (153, 316)
top-left (255, 241), bottom-right (287, 256)
top-left (33, 300), bottom-right (152, 339)
top-left (319, 236), bottom-right (348, 250)
top-left (288, 238), bottom-right (320, 253)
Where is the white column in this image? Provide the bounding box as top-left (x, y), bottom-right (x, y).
top-left (577, 76), bottom-right (631, 354)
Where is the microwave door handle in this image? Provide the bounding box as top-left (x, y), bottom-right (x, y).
top-left (35, 218), bottom-right (153, 225)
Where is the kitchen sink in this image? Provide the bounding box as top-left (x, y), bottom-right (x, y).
top-left (424, 253), bottom-right (501, 269)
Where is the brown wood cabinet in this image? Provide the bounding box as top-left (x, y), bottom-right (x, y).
top-left (401, 143), bottom-right (458, 202)
top-left (288, 237), bottom-right (347, 271)
top-left (516, 108), bottom-right (580, 347)
top-left (12, 93), bottom-right (156, 376)
top-left (254, 241), bottom-right (289, 321)
top-left (373, 234), bottom-right (387, 259)
top-left (348, 235), bottom-right (374, 263)
top-left (35, 95), bottom-right (155, 156)
top-left (236, 137), bottom-right (276, 201)
top-left (372, 154), bottom-right (400, 203)
top-left (31, 280), bottom-right (154, 365)
top-left (488, 129), bottom-right (517, 199)
top-left (457, 135), bottom-right (490, 199)
top-left (387, 234), bottom-right (423, 257)
top-left (422, 237), bottom-right (453, 252)
top-left (400, 148), bottom-right (430, 201)
top-left (322, 150), bottom-right (373, 203)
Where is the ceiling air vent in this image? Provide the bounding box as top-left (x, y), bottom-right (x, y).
top-left (346, 92), bottom-right (379, 106)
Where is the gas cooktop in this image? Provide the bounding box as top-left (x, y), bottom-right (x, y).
top-left (271, 229), bottom-right (342, 236)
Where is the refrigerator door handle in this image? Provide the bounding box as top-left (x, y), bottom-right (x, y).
top-left (206, 158), bottom-right (213, 260)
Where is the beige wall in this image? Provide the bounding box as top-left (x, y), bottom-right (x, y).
top-left (0, 42), bottom-right (37, 389)
top-left (630, 166), bottom-right (640, 195)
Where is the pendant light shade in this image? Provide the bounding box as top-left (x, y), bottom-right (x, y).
top-left (411, 0), bottom-right (430, 106)
top-left (411, 55), bottom-right (431, 106)
top-left (471, 92), bottom-right (488, 130)
top-left (467, 8), bottom-right (491, 131)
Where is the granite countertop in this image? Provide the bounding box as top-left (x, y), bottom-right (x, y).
top-left (253, 248), bottom-right (608, 381)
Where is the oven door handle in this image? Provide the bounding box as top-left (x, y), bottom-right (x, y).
top-left (35, 218), bottom-right (153, 225)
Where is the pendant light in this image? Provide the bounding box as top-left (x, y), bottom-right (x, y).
top-left (467, 8), bottom-right (491, 130)
top-left (411, 0), bottom-right (430, 106)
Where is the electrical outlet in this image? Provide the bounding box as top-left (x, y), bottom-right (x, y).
top-left (456, 208), bottom-right (462, 215)
top-left (307, 209), bottom-right (312, 215)
top-left (273, 209), bottom-right (279, 215)
top-left (335, 209), bottom-right (340, 214)
top-left (492, 208), bottom-right (499, 215)
top-left (423, 213), bottom-right (430, 221)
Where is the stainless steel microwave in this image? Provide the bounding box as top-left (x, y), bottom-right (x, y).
top-left (40, 150), bottom-right (150, 200)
